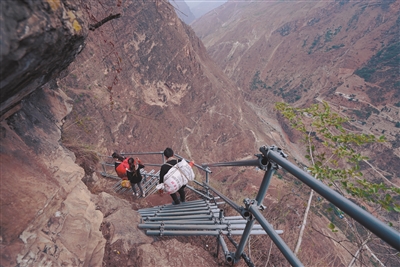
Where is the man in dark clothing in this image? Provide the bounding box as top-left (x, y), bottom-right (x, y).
top-left (159, 147), bottom-right (186, 205)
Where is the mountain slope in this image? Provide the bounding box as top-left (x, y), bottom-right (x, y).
top-left (191, 0), bottom-right (400, 179)
top-left (58, 0), bottom-right (274, 164)
top-left (191, 1), bottom-right (400, 265)
top-left (0, 0), bottom-right (274, 266)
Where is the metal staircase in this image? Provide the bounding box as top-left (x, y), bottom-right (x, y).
top-left (99, 147), bottom-right (400, 267)
top-left (139, 199), bottom-right (283, 237)
top-left (100, 158), bottom-right (160, 196)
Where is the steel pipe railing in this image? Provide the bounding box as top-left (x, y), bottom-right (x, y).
top-left (204, 183), bottom-right (243, 215)
top-left (145, 229), bottom-right (270, 236)
top-left (111, 145), bottom-right (400, 267)
top-left (143, 214), bottom-right (214, 221)
top-left (138, 223), bottom-right (278, 231)
top-left (139, 205), bottom-right (219, 214)
top-left (186, 185), bottom-right (213, 200)
top-left (262, 146), bottom-right (400, 251)
top-left (249, 203), bottom-right (303, 266)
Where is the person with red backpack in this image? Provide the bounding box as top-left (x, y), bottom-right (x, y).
top-left (112, 152), bottom-right (129, 180)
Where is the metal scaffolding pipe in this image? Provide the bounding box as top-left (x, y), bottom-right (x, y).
top-left (249, 204), bottom-right (303, 267)
top-left (138, 206), bottom-right (219, 214)
top-left (139, 203), bottom-right (218, 211)
top-left (145, 229), bottom-right (270, 236)
top-left (138, 223), bottom-right (272, 231)
top-left (120, 151), bottom-right (163, 156)
top-left (233, 218), bottom-right (256, 263)
top-left (142, 199), bottom-right (210, 209)
top-left (142, 220), bottom-right (216, 225)
top-left (218, 220), bottom-right (253, 225)
top-left (222, 230), bottom-right (270, 235)
top-left (218, 235), bottom-right (233, 263)
top-left (202, 159), bottom-right (260, 168)
top-left (145, 205), bottom-right (217, 213)
top-left (146, 230), bottom-right (220, 236)
top-left (186, 185), bottom-right (213, 200)
top-left (141, 210), bottom-right (217, 217)
top-left (140, 203), bottom-right (214, 212)
top-left (139, 224), bottom-right (224, 230)
top-left (227, 235), bottom-right (254, 267)
top-left (264, 147), bottom-right (400, 251)
top-left (139, 208), bottom-right (215, 215)
top-left (205, 184), bottom-right (242, 214)
top-left (255, 166), bottom-right (276, 206)
top-left (143, 214), bottom-right (214, 221)
top-left (139, 209), bottom-right (217, 216)
top-left (223, 216), bottom-right (245, 220)
top-left (141, 218), bottom-right (259, 225)
top-left (192, 180), bottom-right (204, 187)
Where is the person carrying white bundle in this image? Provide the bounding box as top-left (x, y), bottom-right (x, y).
top-left (157, 147), bottom-right (194, 205)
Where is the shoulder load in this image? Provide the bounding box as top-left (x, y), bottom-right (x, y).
top-left (158, 160), bottom-right (195, 194)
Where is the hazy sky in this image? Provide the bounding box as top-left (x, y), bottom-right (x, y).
top-left (184, 0), bottom-right (228, 10)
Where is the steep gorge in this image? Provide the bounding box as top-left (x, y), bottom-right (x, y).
top-left (1, 0), bottom-right (398, 266)
top-left (191, 0), bottom-right (400, 265)
top-left (191, 1), bottom-right (400, 172)
top-left (0, 0), bottom-right (275, 266)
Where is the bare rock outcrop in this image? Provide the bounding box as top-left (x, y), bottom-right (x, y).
top-left (93, 192), bottom-right (153, 252)
top-left (0, 0), bottom-right (87, 118)
top-left (135, 239), bottom-right (218, 267)
top-left (93, 192), bottom-right (220, 267)
top-left (0, 1), bottom-right (106, 265)
top-left (57, 0), bottom-right (274, 164)
top-left (0, 86), bottom-right (105, 266)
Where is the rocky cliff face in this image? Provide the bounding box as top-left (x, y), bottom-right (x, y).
top-left (0, 1), bottom-right (106, 266)
top-left (0, 82), bottom-right (107, 266)
top-left (0, 0), bottom-right (87, 118)
top-left (57, 0), bottom-right (273, 163)
top-left (0, 0), bottom-right (274, 266)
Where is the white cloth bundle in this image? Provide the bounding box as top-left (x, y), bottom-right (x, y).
top-left (157, 160), bottom-right (195, 194)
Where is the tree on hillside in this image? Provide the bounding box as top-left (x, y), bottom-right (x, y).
top-left (275, 101), bottom-right (400, 265)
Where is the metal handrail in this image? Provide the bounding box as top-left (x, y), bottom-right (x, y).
top-left (260, 146), bottom-right (400, 251)
top-left (102, 146), bottom-right (400, 266)
top-left (202, 145), bottom-right (400, 266)
top-left (100, 151), bottom-right (211, 174)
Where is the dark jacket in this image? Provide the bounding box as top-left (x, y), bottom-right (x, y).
top-left (127, 164), bottom-right (145, 184)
